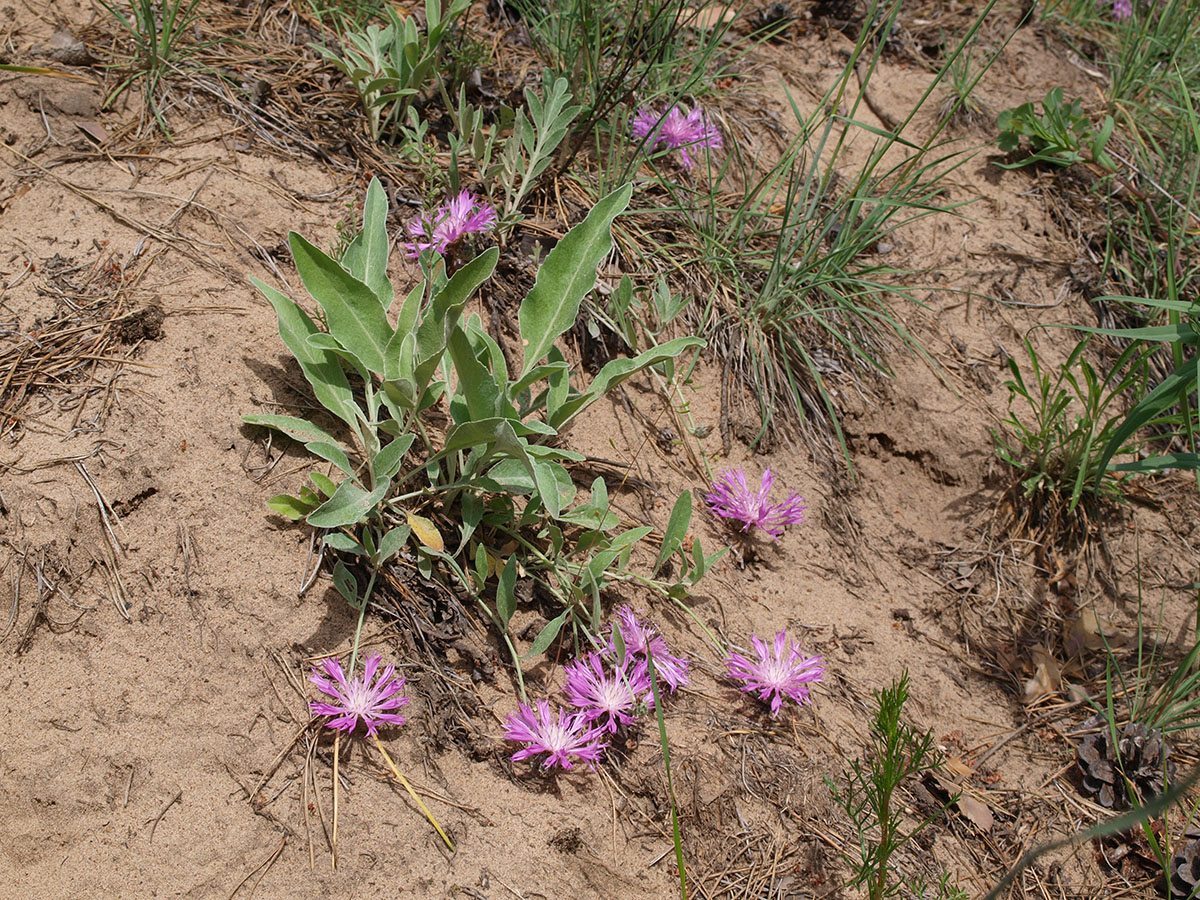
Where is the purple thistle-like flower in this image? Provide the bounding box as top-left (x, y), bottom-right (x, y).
top-left (630, 104), bottom-right (722, 169)
top-left (504, 699), bottom-right (608, 770)
top-left (726, 631), bottom-right (824, 718)
top-left (563, 650), bottom-right (650, 733)
top-left (631, 107), bottom-right (660, 140)
top-left (609, 605), bottom-right (690, 696)
top-left (705, 468), bottom-right (806, 539)
top-left (1111, 0), bottom-right (1131, 17)
top-left (403, 190), bottom-right (497, 257)
top-left (309, 652), bottom-right (409, 737)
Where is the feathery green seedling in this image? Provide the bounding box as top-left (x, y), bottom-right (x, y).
top-left (442, 71), bottom-right (582, 224)
top-left (828, 673), bottom-right (960, 900)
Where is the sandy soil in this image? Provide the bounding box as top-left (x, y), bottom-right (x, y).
top-left (3, 2), bottom-right (1198, 899)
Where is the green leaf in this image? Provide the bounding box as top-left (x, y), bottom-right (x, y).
top-left (252, 277), bottom-right (358, 430)
top-left (531, 459), bottom-right (573, 518)
top-left (385, 285), bottom-right (425, 382)
top-left (324, 532), bottom-right (366, 554)
top-left (496, 555), bottom-right (517, 626)
top-left (413, 248), bottom-right (499, 389)
top-left (333, 560), bottom-right (361, 608)
top-left (375, 524), bottom-right (411, 563)
top-left (517, 184), bottom-right (633, 377)
top-left (447, 326), bottom-right (503, 421)
top-left (1095, 355), bottom-right (1198, 478)
top-left (306, 332), bottom-right (371, 383)
top-left (290, 232), bottom-right (392, 375)
top-left (243, 414), bottom-right (339, 446)
top-left (548, 336), bottom-right (704, 429)
top-left (358, 178), bottom-right (394, 308)
top-left (654, 491), bottom-right (692, 576)
top-left (374, 433), bottom-right (415, 481)
top-left (310, 471), bottom-right (338, 498)
top-left (306, 478), bottom-right (391, 528)
top-left (1110, 453), bottom-right (1200, 473)
top-left (522, 608), bottom-right (571, 658)
top-left (305, 440), bottom-right (355, 477)
top-left (268, 493), bottom-right (313, 520)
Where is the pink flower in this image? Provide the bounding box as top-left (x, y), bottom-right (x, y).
top-left (309, 653), bottom-right (409, 736)
top-left (563, 651), bottom-right (650, 733)
top-left (726, 631), bottom-right (824, 717)
top-left (608, 605), bottom-right (689, 696)
top-left (704, 468), bottom-right (805, 539)
top-left (403, 190), bottom-right (497, 257)
top-left (503, 699), bottom-right (608, 770)
top-left (630, 104), bottom-right (722, 168)
top-left (1111, 0), bottom-right (1131, 17)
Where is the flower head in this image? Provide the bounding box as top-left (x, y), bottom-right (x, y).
top-left (563, 651), bottom-right (650, 733)
top-left (609, 605), bottom-right (690, 696)
top-left (403, 190), bottom-right (497, 257)
top-left (704, 468), bottom-right (806, 539)
top-left (1111, 0), bottom-right (1131, 17)
top-left (726, 631), bottom-right (824, 717)
top-left (504, 699), bottom-right (608, 770)
top-left (630, 104), bottom-right (722, 169)
top-left (309, 653), bottom-right (409, 736)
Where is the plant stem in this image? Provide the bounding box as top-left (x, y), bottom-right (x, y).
top-left (348, 567), bottom-right (379, 673)
top-left (331, 730), bottom-right (341, 870)
top-left (373, 734), bottom-right (455, 851)
top-left (648, 651), bottom-right (687, 900)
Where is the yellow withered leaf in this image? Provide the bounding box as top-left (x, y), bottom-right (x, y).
top-left (406, 512), bottom-right (444, 552)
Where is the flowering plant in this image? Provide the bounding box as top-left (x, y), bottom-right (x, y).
top-left (631, 103), bottom-right (722, 168)
top-left (727, 631), bottom-right (824, 717)
top-left (403, 190), bottom-right (496, 257)
top-left (504, 698), bottom-right (608, 770)
top-left (705, 468), bottom-right (806, 539)
top-left (309, 652), bottom-right (409, 736)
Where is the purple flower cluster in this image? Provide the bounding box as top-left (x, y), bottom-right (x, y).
top-left (403, 190), bottom-right (496, 257)
top-left (503, 606), bottom-right (690, 771)
top-left (1111, 0), bottom-right (1132, 18)
top-left (726, 631), bottom-right (824, 717)
top-left (705, 467), bottom-right (806, 539)
top-left (309, 653), bottom-right (409, 737)
top-left (631, 103), bottom-right (722, 169)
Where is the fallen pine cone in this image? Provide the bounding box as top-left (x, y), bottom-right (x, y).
top-left (1170, 834), bottom-right (1200, 900)
top-left (1076, 722), bottom-right (1175, 810)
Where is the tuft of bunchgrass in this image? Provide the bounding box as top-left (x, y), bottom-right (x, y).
top-left (634, 0), bottom-right (997, 462)
top-left (992, 334), bottom-right (1152, 538)
top-left (97, 0), bottom-right (208, 134)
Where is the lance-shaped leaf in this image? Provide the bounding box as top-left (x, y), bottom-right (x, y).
top-left (339, 177), bottom-right (394, 309)
top-left (251, 277), bottom-right (359, 430)
top-left (548, 336), bottom-right (704, 429)
top-left (243, 414), bottom-right (339, 446)
top-left (517, 183), bottom-right (632, 377)
top-left (306, 478), bottom-right (391, 529)
top-left (290, 232), bottom-right (392, 375)
top-left (410, 248), bottom-right (499, 392)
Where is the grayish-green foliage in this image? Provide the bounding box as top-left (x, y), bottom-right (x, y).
top-left (246, 179), bottom-right (713, 688)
